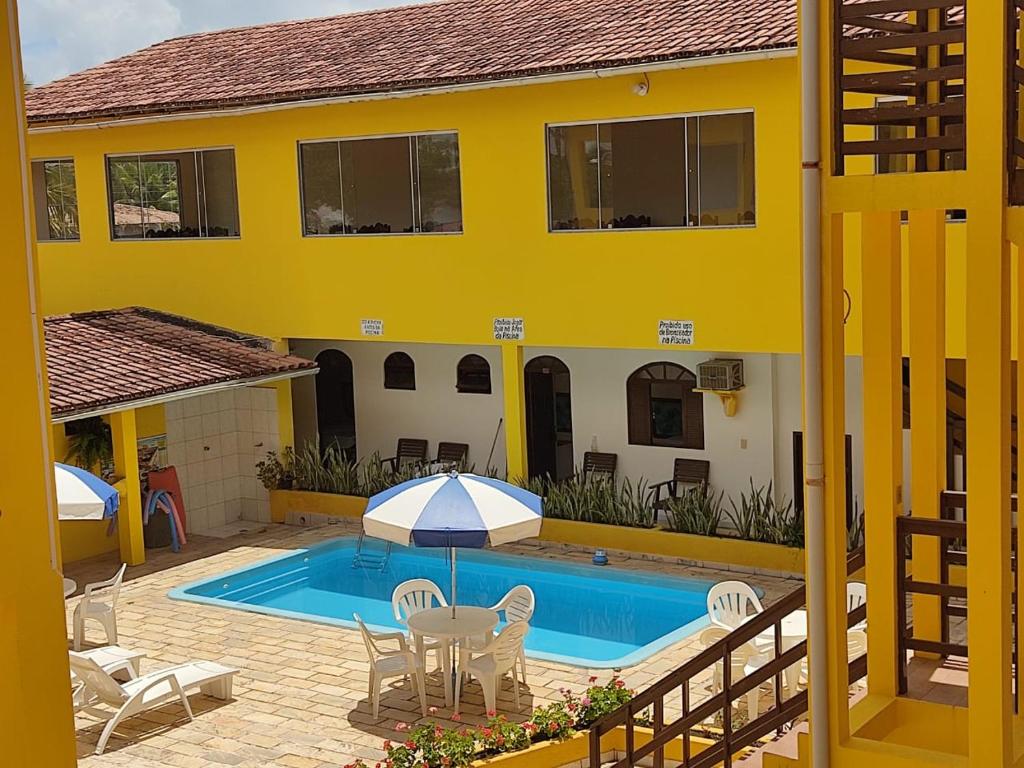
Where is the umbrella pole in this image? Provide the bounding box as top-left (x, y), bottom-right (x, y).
top-left (450, 547), bottom-right (457, 619)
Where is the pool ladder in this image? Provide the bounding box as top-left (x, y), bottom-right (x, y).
top-left (352, 532), bottom-right (391, 571)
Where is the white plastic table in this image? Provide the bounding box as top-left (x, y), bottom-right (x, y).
top-left (62, 577), bottom-right (77, 598)
top-left (406, 606), bottom-right (499, 706)
top-left (755, 609), bottom-right (808, 695)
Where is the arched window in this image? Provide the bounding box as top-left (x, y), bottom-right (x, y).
top-left (456, 354), bottom-right (492, 394)
top-left (384, 351), bottom-right (416, 390)
top-left (626, 362), bottom-right (704, 449)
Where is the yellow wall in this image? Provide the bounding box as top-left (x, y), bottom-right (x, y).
top-left (28, 60), bottom-right (808, 353)
top-left (0, 2), bottom-right (77, 763)
top-left (55, 403), bottom-right (166, 563)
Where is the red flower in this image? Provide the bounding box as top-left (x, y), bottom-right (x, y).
top-left (588, 676), bottom-right (598, 683)
top-left (487, 710), bottom-right (497, 718)
top-left (481, 727), bottom-right (493, 738)
top-left (451, 712), bottom-right (462, 722)
top-left (615, 679), bottom-right (626, 688)
top-left (404, 740), bottom-right (416, 749)
top-left (395, 722), bottom-right (410, 732)
top-left (383, 740), bottom-right (392, 751)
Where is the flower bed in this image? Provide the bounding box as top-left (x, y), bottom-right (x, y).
top-left (343, 677), bottom-right (649, 768)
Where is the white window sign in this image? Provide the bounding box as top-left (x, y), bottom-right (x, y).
top-left (658, 319), bottom-right (695, 346)
top-left (493, 317), bottom-right (525, 341)
top-left (361, 319), bottom-right (384, 337)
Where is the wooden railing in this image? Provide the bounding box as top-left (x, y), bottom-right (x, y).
top-left (833, 0), bottom-right (966, 176)
top-left (587, 549), bottom-right (866, 768)
top-left (1009, 1), bottom-right (1024, 204)
top-left (897, 493), bottom-right (1018, 705)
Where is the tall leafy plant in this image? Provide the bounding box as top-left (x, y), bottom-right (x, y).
top-left (665, 482), bottom-right (725, 536)
top-left (64, 417), bottom-right (113, 473)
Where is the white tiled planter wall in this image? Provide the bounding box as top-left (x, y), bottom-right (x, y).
top-left (165, 387), bottom-right (278, 533)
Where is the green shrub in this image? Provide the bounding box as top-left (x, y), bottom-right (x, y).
top-left (664, 482), bottom-right (725, 536)
top-left (726, 478), bottom-right (800, 546)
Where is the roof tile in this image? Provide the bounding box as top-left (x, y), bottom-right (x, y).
top-left (25, 0), bottom-right (798, 123)
top-left (44, 308), bottom-right (316, 419)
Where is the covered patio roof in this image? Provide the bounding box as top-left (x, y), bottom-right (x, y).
top-left (44, 307), bottom-right (316, 423)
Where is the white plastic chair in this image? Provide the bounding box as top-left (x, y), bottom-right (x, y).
top-left (354, 613), bottom-right (427, 720)
top-left (800, 628), bottom-right (867, 689)
top-left (392, 578), bottom-right (448, 671)
top-left (467, 585), bottom-right (535, 683)
top-left (706, 580), bottom-right (764, 630)
top-left (69, 651), bottom-right (237, 755)
top-left (698, 626), bottom-right (772, 717)
top-left (847, 581), bottom-right (867, 630)
top-left (73, 564), bottom-right (127, 651)
top-left (456, 620), bottom-right (529, 715)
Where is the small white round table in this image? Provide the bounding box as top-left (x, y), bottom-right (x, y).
top-left (62, 577), bottom-right (77, 598)
top-left (407, 606), bottom-right (499, 707)
top-left (755, 609), bottom-right (808, 696)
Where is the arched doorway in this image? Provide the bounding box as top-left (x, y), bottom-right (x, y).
top-left (315, 349), bottom-right (356, 458)
top-left (525, 356), bottom-right (573, 480)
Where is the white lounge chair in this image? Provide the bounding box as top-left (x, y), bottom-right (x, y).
top-left (74, 646), bottom-right (145, 680)
top-left (456, 620), bottom-right (529, 715)
top-left (847, 581), bottom-right (867, 630)
top-left (466, 585), bottom-right (535, 684)
top-left (698, 626), bottom-right (772, 717)
top-left (73, 563), bottom-right (127, 651)
top-left (707, 580), bottom-right (764, 630)
top-left (392, 578), bottom-right (448, 670)
top-left (69, 651), bottom-right (237, 755)
top-left (354, 613), bottom-right (427, 720)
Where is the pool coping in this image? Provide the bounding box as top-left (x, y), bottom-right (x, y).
top-left (167, 535), bottom-right (720, 669)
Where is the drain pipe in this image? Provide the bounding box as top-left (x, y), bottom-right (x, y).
top-left (800, 0), bottom-right (831, 766)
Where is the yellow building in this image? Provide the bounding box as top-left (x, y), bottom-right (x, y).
top-left (6, 0), bottom-right (1022, 765)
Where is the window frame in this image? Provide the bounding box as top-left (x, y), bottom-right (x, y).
top-left (626, 362), bottom-right (704, 450)
top-left (103, 146), bottom-right (241, 242)
top-left (383, 351), bottom-right (417, 391)
top-left (32, 156), bottom-right (80, 242)
top-left (545, 108), bottom-right (757, 234)
top-left (296, 130), bottom-right (464, 238)
top-left (456, 353), bottom-right (492, 395)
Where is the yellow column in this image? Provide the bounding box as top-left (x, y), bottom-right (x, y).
top-left (819, 213), bottom-right (852, 744)
top-left (860, 210), bottom-right (903, 698)
top-left (500, 345), bottom-right (527, 481)
top-left (110, 410), bottom-right (145, 566)
top-left (908, 209), bottom-right (946, 649)
top-left (0, 1), bottom-right (78, 763)
top-left (965, 1), bottom-right (1013, 761)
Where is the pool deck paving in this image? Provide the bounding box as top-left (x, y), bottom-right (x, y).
top-left (63, 519), bottom-right (800, 767)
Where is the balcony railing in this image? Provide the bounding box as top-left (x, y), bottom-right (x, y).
top-left (833, 1), bottom-right (966, 176)
top-left (1009, 1), bottom-right (1024, 203)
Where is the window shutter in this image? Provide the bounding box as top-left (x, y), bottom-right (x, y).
top-left (683, 388), bottom-right (705, 449)
top-left (627, 377), bottom-right (652, 445)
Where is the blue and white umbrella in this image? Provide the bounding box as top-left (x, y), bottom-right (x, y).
top-left (363, 472), bottom-right (543, 613)
top-left (54, 462), bottom-right (120, 521)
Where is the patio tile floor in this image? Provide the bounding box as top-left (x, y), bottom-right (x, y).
top-left (63, 519), bottom-right (798, 767)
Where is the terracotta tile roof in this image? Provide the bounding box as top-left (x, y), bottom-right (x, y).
top-left (44, 307), bottom-right (316, 419)
top-left (24, 0), bottom-right (798, 124)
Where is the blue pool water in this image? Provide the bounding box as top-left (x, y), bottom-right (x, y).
top-left (169, 537), bottom-right (713, 668)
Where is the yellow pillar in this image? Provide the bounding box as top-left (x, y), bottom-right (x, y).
top-left (860, 210), bottom-right (903, 698)
top-left (0, 1), bottom-right (78, 763)
top-left (965, 1), bottom-right (1013, 761)
top-left (908, 209), bottom-right (946, 649)
top-left (819, 212), bottom-right (852, 744)
top-left (500, 345), bottom-right (528, 481)
top-left (111, 409), bottom-right (145, 565)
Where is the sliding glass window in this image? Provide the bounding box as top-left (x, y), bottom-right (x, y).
top-left (299, 132), bottom-right (462, 235)
top-left (106, 148), bottom-right (239, 239)
top-left (31, 158), bottom-right (79, 241)
top-left (547, 111), bottom-right (755, 231)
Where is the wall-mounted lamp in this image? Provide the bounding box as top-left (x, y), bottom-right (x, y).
top-left (633, 73), bottom-right (650, 97)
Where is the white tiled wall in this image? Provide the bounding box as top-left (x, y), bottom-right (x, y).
top-left (165, 387), bottom-right (279, 533)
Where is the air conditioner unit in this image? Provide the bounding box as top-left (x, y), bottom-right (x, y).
top-left (697, 359), bottom-right (744, 392)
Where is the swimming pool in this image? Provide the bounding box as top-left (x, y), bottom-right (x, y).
top-left (169, 537), bottom-right (714, 668)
